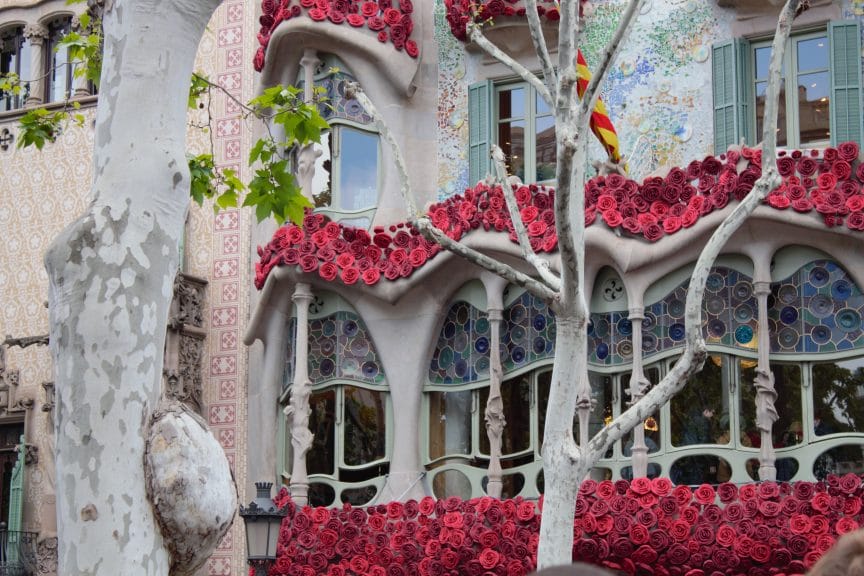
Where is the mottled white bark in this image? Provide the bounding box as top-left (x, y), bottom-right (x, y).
top-left (43, 0), bottom-right (229, 574)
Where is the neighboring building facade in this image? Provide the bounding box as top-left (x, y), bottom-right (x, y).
top-left (1, 0), bottom-right (864, 574)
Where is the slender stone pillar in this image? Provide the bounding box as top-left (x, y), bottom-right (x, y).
top-left (485, 307), bottom-right (505, 498)
top-left (296, 49), bottom-right (322, 200)
top-left (627, 307), bottom-right (650, 477)
top-left (23, 24), bottom-right (48, 106)
top-left (287, 283), bottom-right (314, 505)
top-left (753, 281), bottom-right (778, 480)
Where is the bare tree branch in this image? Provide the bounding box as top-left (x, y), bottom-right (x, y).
top-left (577, 0), bottom-right (646, 128)
top-left (468, 23), bottom-right (553, 108)
top-left (523, 0), bottom-right (557, 97)
top-left (492, 145), bottom-right (561, 290)
top-left (346, 83), bottom-right (419, 219)
top-left (415, 218), bottom-right (558, 302)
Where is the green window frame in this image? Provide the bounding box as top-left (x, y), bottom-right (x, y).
top-left (751, 30), bottom-right (832, 148)
top-left (468, 79), bottom-right (555, 185)
top-left (712, 20), bottom-right (862, 151)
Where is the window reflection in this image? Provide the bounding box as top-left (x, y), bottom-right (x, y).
top-left (814, 444), bottom-right (864, 480)
top-left (46, 18), bottom-right (73, 103)
top-left (813, 358), bottom-right (864, 435)
top-left (428, 390), bottom-right (472, 460)
top-left (672, 355), bottom-right (730, 447)
top-left (480, 374), bottom-right (531, 456)
top-left (537, 371), bottom-right (612, 458)
top-left (308, 389), bottom-right (336, 475)
top-left (670, 455), bottom-right (732, 486)
top-left (343, 386), bottom-right (386, 466)
top-left (338, 127), bottom-right (378, 211)
top-left (738, 361), bottom-right (802, 448)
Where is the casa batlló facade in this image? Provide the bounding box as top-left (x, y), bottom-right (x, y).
top-left (2, 0), bottom-right (864, 573)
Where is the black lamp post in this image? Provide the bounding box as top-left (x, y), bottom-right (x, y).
top-left (240, 482), bottom-right (287, 576)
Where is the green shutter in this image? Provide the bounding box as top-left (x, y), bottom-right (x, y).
top-left (468, 81), bottom-right (492, 184)
top-left (712, 38), bottom-right (751, 152)
top-left (829, 20), bottom-right (863, 147)
top-left (6, 436), bottom-right (25, 563)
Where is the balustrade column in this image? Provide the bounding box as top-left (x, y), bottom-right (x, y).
top-left (627, 308), bottom-right (650, 477)
top-left (753, 281), bottom-right (778, 480)
top-left (296, 49), bottom-right (322, 200)
top-left (23, 24), bottom-right (48, 106)
top-left (484, 307), bottom-right (505, 498)
top-left (287, 283), bottom-right (314, 505)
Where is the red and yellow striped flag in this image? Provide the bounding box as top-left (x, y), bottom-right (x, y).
top-left (576, 49), bottom-right (622, 166)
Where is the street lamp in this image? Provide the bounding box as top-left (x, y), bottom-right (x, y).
top-left (240, 481), bottom-right (287, 576)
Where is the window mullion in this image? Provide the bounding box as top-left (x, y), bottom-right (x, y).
top-left (527, 85), bottom-right (536, 183)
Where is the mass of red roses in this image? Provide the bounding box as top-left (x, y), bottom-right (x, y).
top-left (254, 0), bottom-right (419, 71)
top-left (255, 142), bottom-right (864, 290)
top-left (443, 0), bottom-right (577, 42)
top-left (262, 473), bottom-right (864, 576)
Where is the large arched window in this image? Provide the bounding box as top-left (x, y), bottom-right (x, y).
top-left (279, 294), bottom-right (389, 507)
top-left (0, 26), bottom-right (30, 111)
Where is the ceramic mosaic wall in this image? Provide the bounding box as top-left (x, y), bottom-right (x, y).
top-left (435, 0), bottom-right (736, 197)
top-left (769, 260), bottom-right (864, 354)
top-left (434, 0), bottom-right (470, 199)
top-left (306, 311), bottom-right (386, 386)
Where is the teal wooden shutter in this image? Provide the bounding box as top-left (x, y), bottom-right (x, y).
top-left (712, 39), bottom-right (751, 152)
top-left (6, 436), bottom-right (25, 564)
top-left (829, 20), bottom-right (863, 147)
top-left (468, 81), bottom-right (492, 184)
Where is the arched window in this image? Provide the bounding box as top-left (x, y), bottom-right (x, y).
top-left (0, 26), bottom-right (30, 111)
top-left (304, 55), bottom-right (380, 229)
top-left (280, 295), bottom-right (389, 507)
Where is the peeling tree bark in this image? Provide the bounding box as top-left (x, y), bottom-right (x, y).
top-left (43, 0), bottom-right (228, 574)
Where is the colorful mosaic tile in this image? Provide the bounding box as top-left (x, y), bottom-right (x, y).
top-left (429, 301), bottom-right (490, 384)
top-left (769, 260), bottom-right (864, 354)
top-left (285, 312), bottom-right (385, 387)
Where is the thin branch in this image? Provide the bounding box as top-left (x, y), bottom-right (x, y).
top-left (415, 218), bottom-right (558, 303)
top-left (468, 23), bottom-right (553, 108)
top-left (577, 0), bottom-right (646, 131)
top-left (523, 0), bottom-right (557, 98)
top-left (346, 83), bottom-right (419, 218)
top-left (556, 0), bottom-right (579, 110)
top-left (586, 0), bottom-right (801, 461)
top-left (492, 145), bottom-right (561, 290)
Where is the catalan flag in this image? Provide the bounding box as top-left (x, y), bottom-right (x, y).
top-left (576, 49), bottom-right (622, 166)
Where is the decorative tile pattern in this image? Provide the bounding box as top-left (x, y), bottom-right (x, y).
top-left (428, 301), bottom-right (489, 384)
top-left (501, 291), bottom-right (556, 372)
top-left (769, 260), bottom-right (864, 354)
top-left (305, 311), bottom-right (386, 387)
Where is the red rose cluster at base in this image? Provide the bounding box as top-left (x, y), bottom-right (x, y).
top-left (264, 474), bottom-right (864, 576)
top-left (255, 143), bottom-right (864, 290)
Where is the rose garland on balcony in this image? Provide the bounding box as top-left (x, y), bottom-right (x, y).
top-left (264, 474), bottom-right (864, 576)
top-left (254, 0), bottom-right (419, 71)
top-left (255, 143), bottom-right (863, 290)
top-left (443, 0), bottom-right (576, 42)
